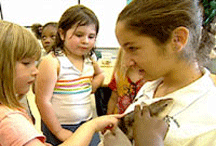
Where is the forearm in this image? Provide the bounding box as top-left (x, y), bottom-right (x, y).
top-left (36, 99), bottom-right (63, 136)
top-left (60, 122), bottom-right (95, 146)
top-left (134, 134), bottom-right (164, 146)
top-left (106, 91), bottom-right (118, 114)
top-left (60, 114), bottom-right (122, 146)
top-left (107, 98), bottom-right (117, 114)
top-left (91, 61), bottom-right (105, 93)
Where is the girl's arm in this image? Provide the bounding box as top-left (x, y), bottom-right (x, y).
top-left (106, 91), bottom-right (118, 114)
top-left (25, 115), bottom-right (122, 146)
top-left (60, 114), bottom-right (122, 146)
top-left (35, 54), bottom-right (72, 141)
top-left (91, 61), bottom-right (105, 93)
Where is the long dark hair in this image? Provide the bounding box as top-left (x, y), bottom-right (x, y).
top-left (117, 0), bottom-right (216, 65)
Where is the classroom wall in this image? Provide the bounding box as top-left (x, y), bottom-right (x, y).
top-left (0, 0), bottom-right (127, 48)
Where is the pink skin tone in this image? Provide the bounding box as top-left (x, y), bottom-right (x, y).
top-left (59, 24), bottom-right (97, 60)
top-left (15, 58), bottom-right (38, 95)
top-left (35, 23), bottom-right (103, 142)
top-left (115, 21), bottom-right (175, 82)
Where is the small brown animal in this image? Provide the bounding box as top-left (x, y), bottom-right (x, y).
top-left (118, 98), bottom-right (174, 142)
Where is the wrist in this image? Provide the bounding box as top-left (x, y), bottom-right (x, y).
top-left (135, 133), bottom-right (164, 146)
top-left (84, 120), bottom-right (97, 133)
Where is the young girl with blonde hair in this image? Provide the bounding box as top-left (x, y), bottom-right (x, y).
top-left (107, 48), bottom-right (146, 114)
top-left (0, 20), bottom-right (121, 146)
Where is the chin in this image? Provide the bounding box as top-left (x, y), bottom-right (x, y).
top-left (18, 88), bottom-right (30, 95)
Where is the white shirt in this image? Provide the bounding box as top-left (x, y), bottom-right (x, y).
top-left (52, 54), bottom-right (94, 124)
top-left (128, 68), bottom-right (216, 146)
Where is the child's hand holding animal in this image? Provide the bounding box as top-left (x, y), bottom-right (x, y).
top-left (133, 105), bottom-right (168, 146)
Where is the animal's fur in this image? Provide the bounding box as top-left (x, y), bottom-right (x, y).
top-left (118, 98), bottom-right (174, 142)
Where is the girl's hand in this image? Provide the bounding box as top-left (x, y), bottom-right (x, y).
top-left (89, 114), bottom-right (123, 134)
top-left (133, 105), bottom-right (168, 146)
top-left (55, 128), bottom-right (73, 142)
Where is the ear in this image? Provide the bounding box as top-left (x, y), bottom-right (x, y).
top-left (172, 26), bottom-right (189, 52)
top-left (58, 28), bottom-right (65, 41)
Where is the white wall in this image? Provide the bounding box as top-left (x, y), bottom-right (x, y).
top-left (81, 0), bottom-right (126, 48)
top-left (1, 0), bottom-right (78, 26)
top-left (1, 0), bottom-right (126, 48)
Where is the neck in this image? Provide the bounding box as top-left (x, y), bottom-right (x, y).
top-left (154, 61), bottom-right (203, 97)
top-left (64, 49), bottom-right (83, 61)
top-left (64, 49), bottom-right (84, 72)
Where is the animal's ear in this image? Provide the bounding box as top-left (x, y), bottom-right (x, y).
top-left (148, 98), bottom-right (174, 117)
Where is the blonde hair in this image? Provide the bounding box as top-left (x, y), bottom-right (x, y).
top-left (0, 20), bottom-right (41, 109)
top-left (114, 48), bottom-right (131, 96)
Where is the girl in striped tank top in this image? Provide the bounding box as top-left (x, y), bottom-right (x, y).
top-left (35, 5), bottom-right (104, 146)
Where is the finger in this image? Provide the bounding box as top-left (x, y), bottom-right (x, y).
top-left (134, 105), bottom-right (142, 119)
top-left (101, 129), bottom-right (107, 135)
top-left (109, 124), bottom-right (117, 135)
top-left (141, 106), bottom-right (151, 118)
top-left (112, 113), bottom-right (125, 119)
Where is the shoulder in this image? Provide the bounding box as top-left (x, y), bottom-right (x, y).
top-left (38, 52), bottom-right (59, 70)
top-left (0, 106), bottom-right (45, 145)
top-left (41, 52), bottom-right (58, 63)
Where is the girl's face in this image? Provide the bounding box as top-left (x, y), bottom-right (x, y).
top-left (115, 21), bottom-right (176, 81)
top-left (60, 24), bottom-right (97, 58)
top-left (15, 58), bottom-right (38, 95)
top-left (41, 25), bottom-right (57, 52)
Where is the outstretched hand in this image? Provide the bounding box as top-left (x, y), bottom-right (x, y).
top-left (91, 114), bottom-right (124, 134)
top-left (133, 105), bottom-right (168, 146)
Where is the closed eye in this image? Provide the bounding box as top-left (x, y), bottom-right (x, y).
top-left (76, 34), bottom-right (83, 37)
top-left (22, 62), bottom-right (30, 65)
top-left (128, 46), bottom-right (138, 52)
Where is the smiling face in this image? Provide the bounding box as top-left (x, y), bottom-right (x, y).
top-left (59, 24), bottom-right (96, 58)
top-left (15, 58), bottom-right (38, 95)
top-left (115, 21), bottom-right (177, 81)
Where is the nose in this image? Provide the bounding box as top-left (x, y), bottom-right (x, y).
top-left (44, 38), bottom-right (52, 44)
top-left (81, 36), bottom-right (89, 44)
top-left (31, 65), bottom-right (39, 76)
top-left (123, 51), bottom-right (136, 67)
top-left (128, 60), bottom-right (136, 67)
